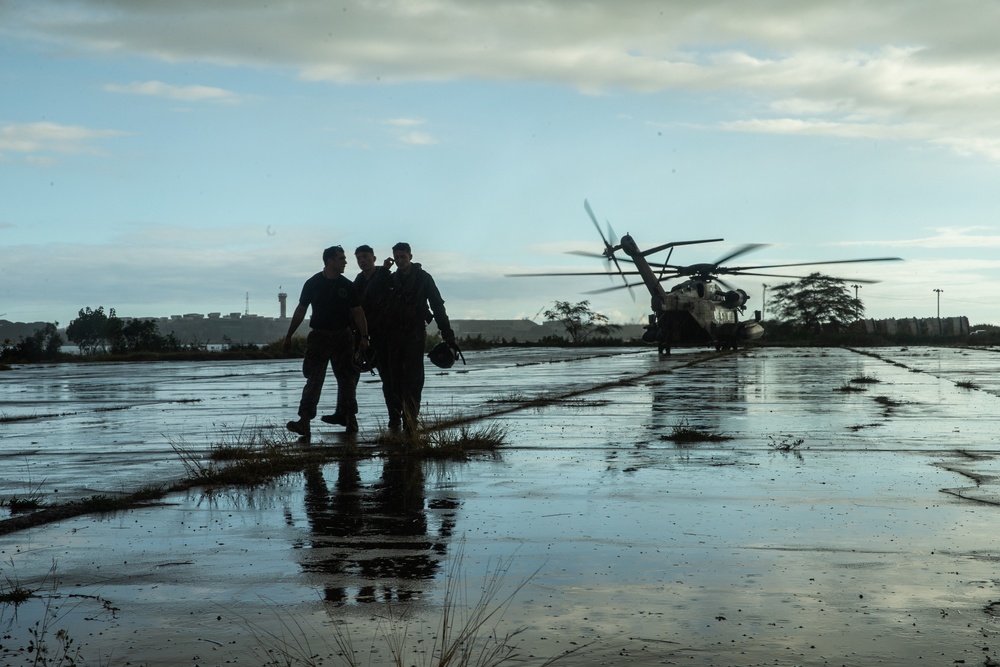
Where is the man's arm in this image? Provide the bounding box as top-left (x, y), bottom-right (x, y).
top-left (283, 303), bottom-right (308, 350)
top-left (424, 275), bottom-right (455, 343)
top-left (351, 306), bottom-right (370, 349)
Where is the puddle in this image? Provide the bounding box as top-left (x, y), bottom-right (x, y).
top-left (2, 346), bottom-right (1000, 665)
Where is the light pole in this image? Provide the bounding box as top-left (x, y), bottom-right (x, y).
top-left (851, 284), bottom-right (862, 321)
top-left (934, 288), bottom-right (943, 334)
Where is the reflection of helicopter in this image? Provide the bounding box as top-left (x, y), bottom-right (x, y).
top-left (510, 200), bottom-right (902, 355)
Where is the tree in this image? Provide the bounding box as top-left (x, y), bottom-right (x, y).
top-left (768, 273), bottom-right (862, 332)
top-left (66, 306), bottom-right (116, 354)
top-left (542, 300), bottom-right (622, 343)
top-left (111, 318), bottom-right (176, 354)
top-left (0, 323), bottom-right (62, 362)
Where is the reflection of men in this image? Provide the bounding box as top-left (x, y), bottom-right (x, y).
top-left (300, 454), bottom-right (457, 605)
top-left (323, 245), bottom-right (394, 427)
top-left (284, 245), bottom-right (369, 438)
top-left (383, 242), bottom-right (456, 431)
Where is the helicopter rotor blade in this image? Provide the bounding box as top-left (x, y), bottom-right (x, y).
top-left (505, 270), bottom-right (644, 278)
top-left (583, 199), bottom-right (612, 251)
top-left (722, 256), bottom-right (903, 273)
top-left (583, 280), bottom-right (647, 295)
top-left (714, 276), bottom-right (738, 291)
top-left (726, 271), bottom-right (883, 284)
top-left (641, 238), bottom-right (725, 257)
top-left (711, 243), bottom-right (770, 267)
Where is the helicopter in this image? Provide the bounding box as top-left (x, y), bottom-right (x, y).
top-left (508, 200), bottom-right (902, 355)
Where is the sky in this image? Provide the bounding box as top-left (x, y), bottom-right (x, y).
top-left (4, 0), bottom-right (1000, 329)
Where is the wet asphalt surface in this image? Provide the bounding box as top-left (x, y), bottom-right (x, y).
top-left (3, 346), bottom-right (1000, 666)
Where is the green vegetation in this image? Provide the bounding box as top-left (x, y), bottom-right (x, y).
top-left (768, 273), bottom-right (862, 333)
top-left (660, 421), bottom-right (733, 443)
top-left (768, 435), bottom-right (804, 451)
top-left (241, 549), bottom-right (584, 667)
top-left (543, 300), bottom-right (622, 344)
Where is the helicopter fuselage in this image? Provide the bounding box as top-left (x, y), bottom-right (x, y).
top-left (618, 234), bottom-right (762, 354)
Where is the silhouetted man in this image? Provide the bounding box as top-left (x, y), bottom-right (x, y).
top-left (284, 245), bottom-right (369, 438)
top-left (382, 241), bottom-right (455, 432)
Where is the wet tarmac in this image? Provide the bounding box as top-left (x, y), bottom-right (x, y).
top-left (3, 346), bottom-right (1000, 665)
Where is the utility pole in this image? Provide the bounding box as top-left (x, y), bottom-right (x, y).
top-left (934, 288), bottom-right (943, 334)
top-left (762, 284), bottom-right (769, 320)
top-left (851, 284), bottom-right (862, 320)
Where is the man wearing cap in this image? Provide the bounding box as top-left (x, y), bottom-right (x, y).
top-left (284, 245), bottom-right (369, 438)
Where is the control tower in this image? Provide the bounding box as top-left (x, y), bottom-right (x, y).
top-left (278, 290), bottom-right (288, 319)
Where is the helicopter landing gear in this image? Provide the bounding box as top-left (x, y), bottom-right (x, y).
top-left (658, 343), bottom-right (671, 356)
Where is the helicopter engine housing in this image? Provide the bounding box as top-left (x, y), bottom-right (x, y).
top-left (723, 289), bottom-right (749, 309)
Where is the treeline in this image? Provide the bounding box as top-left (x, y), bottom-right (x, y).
top-left (1, 306), bottom-right (291, 364)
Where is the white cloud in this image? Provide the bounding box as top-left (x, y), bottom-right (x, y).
top-left (384, 118), bottom-right (425, 127)
top-left (839, 226), bottom-right (1000, 249)
top-left (0, 122), bottom-right (126, 160)
top-left (5, 0), bottom-right (998, 159)
top-left (103, 80), bottom-right (242, 103)
top-left (398, 131), bottom-right (438, 146)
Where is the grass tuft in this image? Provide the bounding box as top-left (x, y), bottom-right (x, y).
top-left (956, 379), bottom-right (980, 390)
top-left (661, 421), bottom-right (733, 443)
top-left (379, 422), bottom-right (508, 460)
top-left (768, 434), bottom-right (804, 451)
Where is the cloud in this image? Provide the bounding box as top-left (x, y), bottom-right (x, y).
top-left (5, 1), bottom-right (996, 159)
top-left (103, 80), bottom-right (242, 103)
top-left (839, 226), bottom-right (1000, 249)
top-left (0, 122), bottom-right (126, 160)
top-left (398, 131), bottom-right (438, 146)
top-left (384, 118), bottom-right (425, 127)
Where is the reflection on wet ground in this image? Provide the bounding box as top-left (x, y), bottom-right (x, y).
top-left (3, 346), bottom-right (1000, 665)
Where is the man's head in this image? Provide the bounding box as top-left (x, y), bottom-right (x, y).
top-left (322, 245), bottom-right (347, 275)
top-left (355, 244), bottom-right (376, 274)
top-left (392, 242), bottom-right (412, 271)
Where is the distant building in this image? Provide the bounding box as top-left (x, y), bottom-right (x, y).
top-left (860, 316), bottom-right (970, 337)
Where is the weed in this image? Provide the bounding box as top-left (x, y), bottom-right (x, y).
top-left (768, 435), bottom-right (804, 451)
top-left (172, 421), bottom-right (308, 486)
top-left (956, 379), bottom-right (980, 389)
top-left (381, 422), bottom-right (509, 460)
top-left (850, 374), bottom-right (881, 384)
top-left (661, 421), bottom-right (733, 443)
top-left (241, 548), bottom-right (585, 667)
top-left (78, 494), bottom-right (124, 513)
top-left (486, 391), bottom-right (526, 404)
top-left (0, 565), bottom-right (35, 606)
top-left (2, 461), bottom-right (46, 513)
top-left (835, 383), bottom-right (867, 393)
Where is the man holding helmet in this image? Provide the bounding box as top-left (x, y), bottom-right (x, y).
top-left (383, 241), bottom-right (457, 432)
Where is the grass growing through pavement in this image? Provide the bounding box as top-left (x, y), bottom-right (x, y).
top-left (240, 548), bottom-right (583, 667)
top-left (660, 421), bottom-right (733, 443)
top-left (379, 421), bottom-right (509, 460)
